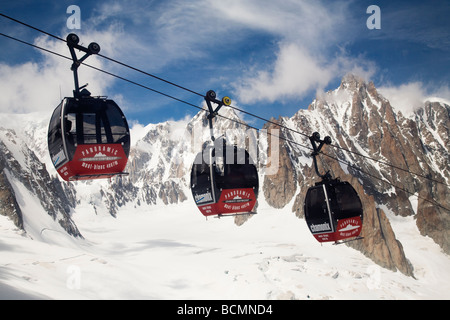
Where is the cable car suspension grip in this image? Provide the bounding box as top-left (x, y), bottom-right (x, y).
top-left (309, 132), bottom-right (332, 181)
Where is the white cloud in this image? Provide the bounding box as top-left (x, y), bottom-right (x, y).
top-left (378, 82), bottom-right (450, 116)
top-left (234, 43), bottom-right (333, 103)
top-left (378, 82), bottom-right (426, 116)
top-left (209, 0), bottom-right (348, 48)
top-left (3, 0), bottom-right (446, 125)
top-left (0, 0), bottom-right (368, 117)
top-left (233, 43), bottom-right (377, 104)
top-left (0, 34), bottom-right (115, 115)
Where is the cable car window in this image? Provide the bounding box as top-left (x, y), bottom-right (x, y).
top-left (100, 117), bottom-right (108, 144)
top-left (215, 156), bottom-right (225, 176)
top-left (82, 113), bottom-right (97, 144)
top-left (66, 113), bottom-right (76, 135)
top-left (305, 187), bottom-right (328, 220)
top-left (235, 147), bottom-right (247, 165)
top-left (334, 183), bottom-right (362, 219)
top-left (106, 102), bottom-right (128, 143)
top-left (216, 163), bottom-right (257, 190)
top-left (48, 103), bottom-right (62, 151)
top-left (192, 162), bottom-right (210, 189)
top-left (64, 113), bottom-right (77, 157)
top-left (48, 102), bottom-right (66, 168)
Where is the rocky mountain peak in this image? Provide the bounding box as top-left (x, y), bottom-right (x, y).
top-left (339, 73), bottom-right (367, 91)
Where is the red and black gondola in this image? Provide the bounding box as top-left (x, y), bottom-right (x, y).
top-left (303, 132), bottom-right (364, 244)
top-left (48, 33), bottom-right (130, 181)
top-left (190, 91), bottom-right (259, 217)
top-left (48, 96), bottom-right (130, 181)
top-left (191, 138), bottom-right (258, 217)
top-left (304, 179), bottom-right (363, 243)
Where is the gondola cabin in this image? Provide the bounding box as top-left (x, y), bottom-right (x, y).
top-left (190, 140), bottom-right (258, 217)
top-left (304, 179), bottom-right (363, 243)
top-left (48, 96), bottom-right (130, 181)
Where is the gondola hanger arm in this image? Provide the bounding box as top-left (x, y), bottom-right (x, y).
top-left (204, 90), bottom-right (231, 141)
top-left (66, 33), bottom-right (100, 98)
top-left (309, 132), bottom-right (332, 181)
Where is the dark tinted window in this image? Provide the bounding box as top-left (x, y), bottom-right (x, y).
top-left (106, 102), bottom-right (129, 142)
top-left (190, 152), bottom-right (213, 203)
top-left (305, 186), bottom-right (328, 220)
top-left (333, 183), bottom-right (363, 219)
top-left (61, 98), bottom-right (130, 156)
top-left (216, 147), bottom-right (258, 190)
top-left (48, 102), bottom-right (63, 152)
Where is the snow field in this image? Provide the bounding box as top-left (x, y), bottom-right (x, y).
top-left (1, 190), bottom-right (450, 300)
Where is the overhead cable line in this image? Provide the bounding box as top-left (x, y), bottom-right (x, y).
top-left (0, 12), bottom-right (449, 188)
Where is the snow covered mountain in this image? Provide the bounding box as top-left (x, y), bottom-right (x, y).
top-left (0, 113), bottom-right (80, 241)
top-left (0, 75), bottom-right (449, 299)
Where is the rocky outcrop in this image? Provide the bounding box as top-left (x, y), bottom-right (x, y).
top-left (158, 180), bottom-right (187, 205)
top-left (344, 176), bottom-right (414, 277)
top-left (263, 120), bottom-right (297, 208)
top-left (0, 166), bottom-right (23, 229)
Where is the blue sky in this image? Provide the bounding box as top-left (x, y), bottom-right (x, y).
top-left (0, 0), bottom-right (449, 127)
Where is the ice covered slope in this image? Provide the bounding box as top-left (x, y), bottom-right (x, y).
top-left (0, 112), bottom-right (80, 238)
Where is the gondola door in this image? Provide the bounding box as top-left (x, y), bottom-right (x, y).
top-left (213, 143), bottom-right (258, 216)
top-left (191, 146), bottom-right (220, 216)
top-left (304, 183), bottom-right (336, 243)
top-left (330, 181), bottom-right (363, 242)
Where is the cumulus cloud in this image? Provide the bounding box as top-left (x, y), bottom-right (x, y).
top-left (0, 34), bottom-right (114, 114)
top-left (234, 43), bottom-right (333, 103)
top-left (0, 0), bottom-right (370, 116)
top-left (378, 82), bottom-right (426, 115)
top-left (379, 82), bottom-right (450, 116)
top-left (2, 0), bottom-right (445, 124)
top-left (233, 43), bottom-right (376, 104)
